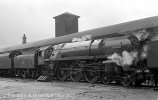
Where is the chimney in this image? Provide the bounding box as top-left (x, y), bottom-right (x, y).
top-left (22, 34), bottom-right (27, 44)
top-left (53, 12), bottom-right (80, 37)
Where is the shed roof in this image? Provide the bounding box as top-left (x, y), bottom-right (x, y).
top-left (0, 15), bottom-right (158, 53)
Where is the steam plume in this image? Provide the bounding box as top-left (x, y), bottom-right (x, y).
top-left (107, 30), bottom-right (150, 67)
top-left (134, 30), bottom-right (150, 41)
top-left (72, 35), bottom-right (91, 42)
top-left (141, 45), bottom-right (148, 60)
top-left (108, 51), bottom-right (138, 66)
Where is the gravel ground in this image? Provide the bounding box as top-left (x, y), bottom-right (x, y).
top-left (0, 77), bottom-right (157, 100)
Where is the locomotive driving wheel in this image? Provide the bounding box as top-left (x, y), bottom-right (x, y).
top-left (57, 63), bottom-right (69, 81)
top-left (102, 73), bottom-right (111, 85)
top-left (122, 76), bottom-right (132, 86)
top-left (70, 62), bottom-right (83, 82)
top-left (84, 66), bottom-right (100, 84)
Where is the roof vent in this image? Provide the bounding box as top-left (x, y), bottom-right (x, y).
top-left (22, 34), bottom-right (27, 44)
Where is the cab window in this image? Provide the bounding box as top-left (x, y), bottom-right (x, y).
top-left (38, 51), bottom-right (44, 57)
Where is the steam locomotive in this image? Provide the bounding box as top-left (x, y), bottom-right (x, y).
top-left (0, 29), bottom-right (157, 87)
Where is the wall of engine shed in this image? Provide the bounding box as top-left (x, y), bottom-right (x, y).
top-left (147, 40), bottom-right (158, 69)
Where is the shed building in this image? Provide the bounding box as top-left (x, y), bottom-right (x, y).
top-left (0, 15), bottom-right (158, 54)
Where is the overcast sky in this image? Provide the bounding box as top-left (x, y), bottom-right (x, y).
top-left (0, 0), bottom-right (158, 48)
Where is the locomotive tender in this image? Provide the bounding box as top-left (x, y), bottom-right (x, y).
top-left (0, 29), bottom-right (158, 87)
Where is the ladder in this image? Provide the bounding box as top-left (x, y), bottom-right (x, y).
top-left (37, 75), bottom-right (53, 82)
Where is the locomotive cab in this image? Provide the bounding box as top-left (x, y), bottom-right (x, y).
top-left (37, 45), bottom-right (53, 66)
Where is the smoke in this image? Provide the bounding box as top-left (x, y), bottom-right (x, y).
top-left (141, 45), bottom-right (148, 60)
top-left (122, 51), bottom-right (138, 65)
top-left (134, 30), bottom-right (150, 41)
top-left (107, 30), bottom-right (150, 67)
top-left (72, 38), bottom-right (82, 42)
top-left (72, 35), bottom-right (92, 42)
top-left (108, 44), bottom-right (148, 67)
top-left (134, 30), bottom-right (150, 60)
top-left (108, 51), bottom-right (138, 66)
top-left (81, 35), bottom-right (91, 41)
top-left (107, 53), bottom-right (123, 66)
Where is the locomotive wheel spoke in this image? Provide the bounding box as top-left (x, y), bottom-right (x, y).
top-left (57, 63), bottom-right (69, 81)
top-left (70, 62), bottom-right (83, 82)
top-left (84, 67), bottom-right (100, 84)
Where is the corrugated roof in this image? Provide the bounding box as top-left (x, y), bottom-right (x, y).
top-left (0, 15), bottom-right (158, 53)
